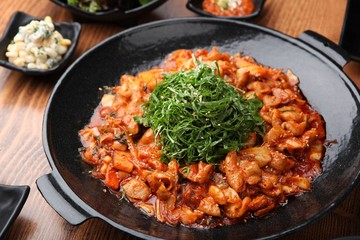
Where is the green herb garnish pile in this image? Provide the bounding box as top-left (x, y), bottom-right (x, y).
top-left (67, 0), bottom-right (152, 13)
top-left (136, 59), bottom-right (265, 165)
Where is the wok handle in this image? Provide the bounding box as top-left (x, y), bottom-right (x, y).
top-left (299, 30), bottom-right (350, 68)
top-left (36, 172), bottom-right (93, 225)
top-left (339, 0), bottom-right (360, 62)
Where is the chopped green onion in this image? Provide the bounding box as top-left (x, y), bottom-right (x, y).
top-left (136, 59), bottom-right (265, 165)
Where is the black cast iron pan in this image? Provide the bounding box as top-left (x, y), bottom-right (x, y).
top-left (36, 18), bottom-right (360, 240)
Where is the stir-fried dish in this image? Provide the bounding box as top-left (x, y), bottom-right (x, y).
top-left (202, 0), bottom-right (255, 17)
top-left (79, 48), bottom-right (325, 227)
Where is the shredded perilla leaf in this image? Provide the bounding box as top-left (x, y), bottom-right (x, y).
top-left (135, 59), bottom-right (265, 165)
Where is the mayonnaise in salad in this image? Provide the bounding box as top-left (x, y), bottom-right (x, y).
top-left (5, 16), bottom-right (72, 70)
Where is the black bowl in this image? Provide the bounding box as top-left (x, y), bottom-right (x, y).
top-left (186, 0), bottom-right (265, 20)
top-left (37, 18), bottom-right (360, 240)
top-left (0, 11), bottom-right (81, 77)
top-left (50, 0), bottom-right (168, 23)
top-left (0, 184), bottom-right (30, 239)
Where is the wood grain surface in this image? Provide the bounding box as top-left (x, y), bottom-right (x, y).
top-left (0, 0), bottom-right (359, 239)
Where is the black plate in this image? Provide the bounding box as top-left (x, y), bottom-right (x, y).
top-left (0, 11), bottom-right (81, 76)
top-left (0, 185), bottom-right (30, 239)
top-left (186, 0), bottom-right (265, 20)
top-left (50, 0), bottom-right (168, 23)
top-left (37, 18), bottom-right (360, 240)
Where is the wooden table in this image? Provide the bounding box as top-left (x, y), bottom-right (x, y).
top-left (1, 0), bottom-right (359, 239)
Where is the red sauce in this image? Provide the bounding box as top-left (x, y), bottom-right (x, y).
top-left (78, 48), bottom-right (326, 228)
top-left (202, 0), bottom-right (255, 17)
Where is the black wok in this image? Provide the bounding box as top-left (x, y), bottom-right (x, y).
top-left (36, 18), bottom-right (360, 240)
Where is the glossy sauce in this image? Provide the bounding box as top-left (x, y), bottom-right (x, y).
top-left (79, 48), bottom-right (326, 228)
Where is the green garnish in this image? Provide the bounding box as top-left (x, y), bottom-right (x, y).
top-left (136, 58), bottom-right (265, 165)
top-left (139, 0), bottom-right (151, 5)
top-left (67, 0), bottom-right (153, 12)
top-left (88, 1), bottom-right (102, 13)
top-left (216, 0), bottom-right (229, 9)
top-left (114, 133), bottom-right (127, 144)
top-left (119, 188), bottom-right (126, 201)
top-left (44, 29), bottom-right (52, 38)
top-left (67, 0), bottom-right (78, 6)
top-left (181, 166), bottom-right (190, 174)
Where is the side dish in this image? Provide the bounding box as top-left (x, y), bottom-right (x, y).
top-left (67, 0), bottom-right (153, 13)
top-left (202, 0), bottom-right (255, 17)
top-left (79, 48), bottom-right (325, 227)
top-left (5, 16), bottom-right (71, 70)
